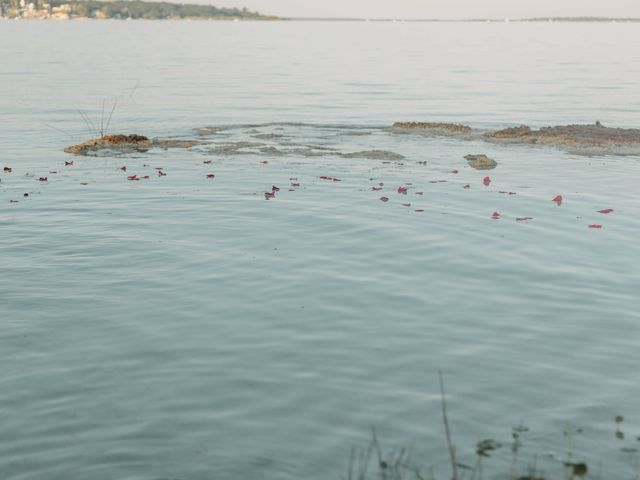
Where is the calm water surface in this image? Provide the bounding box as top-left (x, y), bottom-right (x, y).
top-left (1, 21), bottom-right (639, 480)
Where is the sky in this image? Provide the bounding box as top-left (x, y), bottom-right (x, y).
top-left (214, 0), bottom-right (640, 19)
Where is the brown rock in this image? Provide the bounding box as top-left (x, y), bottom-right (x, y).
top-left (65, 134), bottom-right (200, 156)
top-left (465, 154), bottom-right (497, 170)
top-left (485, 122), bottom-right (640, 150)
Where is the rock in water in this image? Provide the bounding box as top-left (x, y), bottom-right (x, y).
top-left (485, 122), bottom-right (640, 153)
top-left (64, 134), bottom-right (200, 156)
top-left (465, 154), bottom-right (497, 170)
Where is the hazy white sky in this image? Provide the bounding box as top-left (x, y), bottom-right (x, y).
top-left (214, 0), bottom-right (640, 19)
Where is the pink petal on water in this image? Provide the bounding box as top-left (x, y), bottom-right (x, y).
top-left (552, 195), bottom-right (563, 206)
top-left (597, 208), bottom-right (614, 214)
top-left (483, 176), bottom-right (491, 186)
top-left (589, 224), bottom-right (603, 229)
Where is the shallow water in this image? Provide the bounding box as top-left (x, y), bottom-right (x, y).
top-left (1, 21), bottom-right (640, 480)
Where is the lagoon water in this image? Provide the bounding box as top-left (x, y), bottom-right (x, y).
top-left (1, 20), bottom-right (640, 480)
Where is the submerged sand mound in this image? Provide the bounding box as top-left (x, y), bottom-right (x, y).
top-left (465, 154), bottom-right (497, 170)
top-left (65, 134), bottom-right (201, 156)
top-left (342, 150), bottom-right (405, 160)
top-left (391, 122), bottom-right (472, 134)
top-left (485, 122), bottom-right (640, 152)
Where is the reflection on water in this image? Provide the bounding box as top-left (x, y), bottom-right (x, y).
top-left (1, 21), bottom-right (640, 480)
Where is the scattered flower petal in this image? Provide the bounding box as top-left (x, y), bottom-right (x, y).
top-left (65, 161), bottom-right (74, 166)
top-left (483, 176), bottom-right (491, 186)
top-left (379, 196), bottom-right (389, 202)
top-left (37, 177), bottom-right (48, 182)
top-left (589, 224), bottom-right (603, 229)
top-left (597, 208), bottom-right (614, 214)
top-left (491, 211), bottom-right (500, 219)
top-left (552, 195), bottom-right (563, 206)
top-left (397, 186), bottom-right (407, 194)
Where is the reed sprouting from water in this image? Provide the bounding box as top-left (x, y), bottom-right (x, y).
top-left (76, 98), bottom-right (119, 139)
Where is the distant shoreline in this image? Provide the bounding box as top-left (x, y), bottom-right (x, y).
top-left (4, 16), bottom-right (640, 22)
top-left (1, 0), bottom-right (638, 25)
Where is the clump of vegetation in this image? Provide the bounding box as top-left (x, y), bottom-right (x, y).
top-left (35, 0), bottom-right (278, 20)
